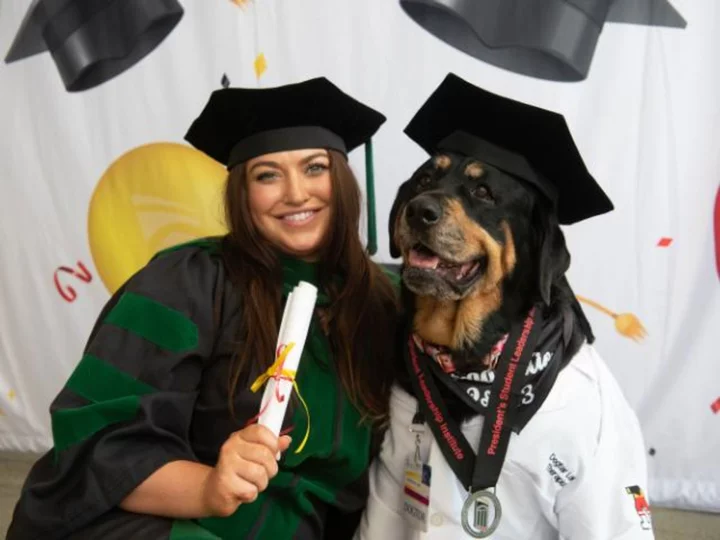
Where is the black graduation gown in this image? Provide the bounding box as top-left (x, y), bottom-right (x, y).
top-left (7, 239), bottom-right (377, 540)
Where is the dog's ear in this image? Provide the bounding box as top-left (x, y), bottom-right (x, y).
top-left (532, 200), bottom-right (571, 305)
top-left (388, 178), bottom-right (415, 258)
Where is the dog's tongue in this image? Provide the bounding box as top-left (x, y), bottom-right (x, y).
top-left (408, 248), bottom-right (440, 270)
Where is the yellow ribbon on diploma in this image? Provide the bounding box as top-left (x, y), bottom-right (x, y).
top-left (250, 342), bottom-right (311, 453)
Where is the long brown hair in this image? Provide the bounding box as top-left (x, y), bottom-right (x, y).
top-left (221, 149), bottom-right (400, 425)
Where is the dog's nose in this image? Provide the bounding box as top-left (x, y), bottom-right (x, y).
top-left (406, 196), bottom-right (443, 229)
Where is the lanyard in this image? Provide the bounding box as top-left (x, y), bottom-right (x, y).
top-left (404, 306), bottom-right (543, 492)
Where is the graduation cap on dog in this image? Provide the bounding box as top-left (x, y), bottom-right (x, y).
top-left (404, 73), bottom-right (613, 224)
top-left (4, 0), bottom-right (183, 92)
top-left (400, 0), bottom-right (685, 81)
top-left (185, 77), bottom-right (386, 254)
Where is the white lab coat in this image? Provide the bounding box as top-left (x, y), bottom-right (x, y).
top-left (356, 344), bottom-right (655, 540)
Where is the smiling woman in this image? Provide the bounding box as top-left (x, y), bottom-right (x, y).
top-left (7, 78), bottom-right (401, 540)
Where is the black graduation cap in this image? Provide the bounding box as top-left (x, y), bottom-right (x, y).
top-left (4, 0), bottom-right (183, 92)
top-left (404, 73), bottom-right (613, 224)
top-left (400, 0), bottom-right (685, 82)
top-left (185, 77), bottom-right (386, 253)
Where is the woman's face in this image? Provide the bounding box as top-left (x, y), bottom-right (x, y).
top-left (246, 148), bottom-right (333, 260)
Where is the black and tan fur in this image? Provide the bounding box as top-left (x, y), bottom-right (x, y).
top-left (389, 152), bottom-right (593, 421)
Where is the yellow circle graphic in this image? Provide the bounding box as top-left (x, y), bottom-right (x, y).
top-left (88, 142), bottom-right (228, 294)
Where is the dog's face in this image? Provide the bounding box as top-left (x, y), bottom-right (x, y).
top-left (390, 151), bottom-right (571, 350)
top-left (391, 152), bottom-right (541, 302)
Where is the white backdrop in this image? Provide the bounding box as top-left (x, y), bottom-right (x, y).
top-left (0, 0), bottom-right (718, 513)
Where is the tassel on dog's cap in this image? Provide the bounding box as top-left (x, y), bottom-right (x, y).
top-left (403, 73), bottom-right (613, 224)
top-left (185, 77), bottom-right (384, 253)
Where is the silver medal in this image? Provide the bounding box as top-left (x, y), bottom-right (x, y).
top-left (461, 489), bottom-right (502, 538)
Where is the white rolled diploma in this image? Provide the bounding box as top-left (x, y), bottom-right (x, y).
top-left (257, 281), bottom-right (318, 444)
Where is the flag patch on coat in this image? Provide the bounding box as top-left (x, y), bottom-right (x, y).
top-left (625, 485), bottom-right (652, 531)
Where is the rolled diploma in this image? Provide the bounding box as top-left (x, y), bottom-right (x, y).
top-left (258, 281), bottom-right (318, 440)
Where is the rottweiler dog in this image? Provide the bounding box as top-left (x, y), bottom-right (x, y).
top-left (360, 75), bottom-right (651, 540)
top-left (389, 150), bottom-right (592, 421)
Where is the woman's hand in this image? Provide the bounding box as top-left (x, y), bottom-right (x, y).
top-left (201, 425), bottom-right (292, 517)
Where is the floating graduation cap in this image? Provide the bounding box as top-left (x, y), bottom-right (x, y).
top-left (400, 0), bottom-right (685, 82)
top-left (185, 77), bottom-right (386, 254)
top-left (4, 0), bottom-right (183, 92)
top-left (404, 73), bottom-right (613, 224)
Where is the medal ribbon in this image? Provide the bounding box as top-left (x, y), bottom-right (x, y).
top-left (404, 306), bottom-right (543, 492)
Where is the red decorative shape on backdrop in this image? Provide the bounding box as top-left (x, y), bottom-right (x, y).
top-left (711, 397), bottom-right (720, 414)
top-left (657, 237), bottom-right (673, 248)
top-left (54, 262), bottom-right (92, 303)
top-left (714, 186), bottom-right (720, 280)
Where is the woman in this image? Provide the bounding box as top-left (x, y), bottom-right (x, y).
top-left (8, 77), bottom-right (400, 539)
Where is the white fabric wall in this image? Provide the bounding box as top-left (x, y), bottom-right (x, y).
top-left (0, 0), bottom-right (718, 513)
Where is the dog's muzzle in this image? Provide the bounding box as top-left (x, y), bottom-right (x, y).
top-left (398, 195), bottom-right (486, 300)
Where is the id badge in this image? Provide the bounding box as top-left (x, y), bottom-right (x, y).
top-left (402, 457), bottom-right (432, 531)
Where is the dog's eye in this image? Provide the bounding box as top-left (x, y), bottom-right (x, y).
top-left (471, 185), bottom-right (494, 203)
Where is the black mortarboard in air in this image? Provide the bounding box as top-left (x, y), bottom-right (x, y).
top-left (4, 0), bottom-right (183, 92)
top-left (400, 0), bottom-right (685, 82)
top-left (185, 77), bottom-right (386, 253)
top-left (404, 73), bottom-right (613, 224)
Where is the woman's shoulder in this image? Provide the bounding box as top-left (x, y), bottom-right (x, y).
top-left (117, 236), bottom-right (230, 310)
top-left (150, 236), bottom-right (225, 265)
top-left (135, 236), bottom-right (225, 280)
